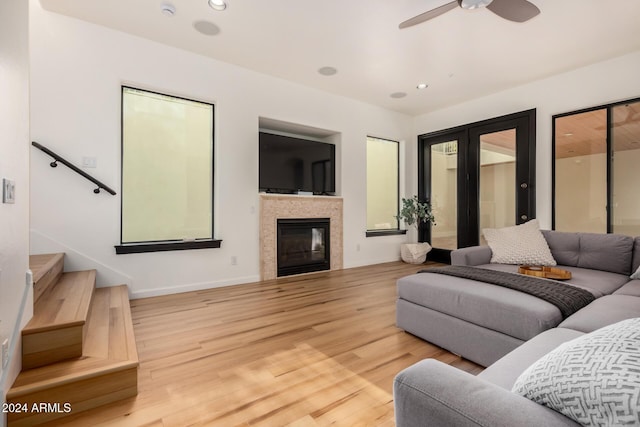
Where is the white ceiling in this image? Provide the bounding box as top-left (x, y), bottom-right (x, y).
top-left (39, 0), bottom-right (640, 116)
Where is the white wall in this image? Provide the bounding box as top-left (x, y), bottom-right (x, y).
top-left (0, 0), bottom-right (32, 422)
top-left (29, 2), bottom-right (414, 298)
top-left (412, 50), bottom-right (640, 230)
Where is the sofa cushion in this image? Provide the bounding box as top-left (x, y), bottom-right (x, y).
top-left (633, 237), bottom-right (640, 275)
top-left (484, 219), bottom-right (556, 266)
top-left (614, 280), bottom-right (640, 297)
top-left (513, 318), bottom-right (640, 427)
top-left (558, 295), bottom-right (640, 333)
top-left (397, 272), bottom-right (562, 341)
top-left (541, 230), bottom-right (634, 275)
top-left (476, 263), bottom-right (630, 298)
top-left (479, 327), bottom-right (584, 390)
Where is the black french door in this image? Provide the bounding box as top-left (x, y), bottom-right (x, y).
top-left (418, 109), bottom-right (536, 263)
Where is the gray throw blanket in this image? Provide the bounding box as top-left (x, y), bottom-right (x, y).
top-left (420, 265), bottom-right (595, 319)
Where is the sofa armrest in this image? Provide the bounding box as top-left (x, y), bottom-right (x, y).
top-left (393, 359), bottom-right (578, 427)
top-left (451, 245), bottom-right (492, 266)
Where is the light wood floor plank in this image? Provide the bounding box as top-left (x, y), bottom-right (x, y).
top-left (42, 261), bottom-right (481, 426)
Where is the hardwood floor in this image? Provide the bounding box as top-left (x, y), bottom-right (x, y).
top-left (44, 261), bottom-right (481, 426)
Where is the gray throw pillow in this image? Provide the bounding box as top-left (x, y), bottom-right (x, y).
top-left (631, 265), bottom-right (640, 280)
top-left (483, 219), bottom-right (556, 266)
top-left (513, 318), bottom-right (640, 426)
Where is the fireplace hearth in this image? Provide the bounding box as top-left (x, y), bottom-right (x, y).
top-left (277, 218), bottom-right (330, 277)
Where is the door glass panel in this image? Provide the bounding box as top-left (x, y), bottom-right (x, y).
top-left (612, 101), bottom-right (640, 235)
top-left (479, 129), bottom-right (516, 245)
top-left (555, 109), bottom-right (607, 233)
top-left (430, 141), bottom-right (458, 250)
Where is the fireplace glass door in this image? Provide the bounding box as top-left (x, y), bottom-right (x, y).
top-left (277, 218), bottom-right (330, 277)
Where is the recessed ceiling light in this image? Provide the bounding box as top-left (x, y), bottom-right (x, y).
top-left (390, 92), bottom-right (407, 99)
top-left (161, 3), bottom-right (176, 16)
top-left (416, 83), bottom-right (428, 90)
top-left (208, 0), bottom-right (227, 11)
top-left (318, 66), bottom-right (338, 76)
top-left (564, 133), bottom-right (574, 137)
top-left (193, 20), bottom-right (221, 36)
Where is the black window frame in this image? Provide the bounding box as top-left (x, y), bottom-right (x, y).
top-left (365, 135), bottom-right (406, 238)
top-left (552, 96), bottom-right (640, 233)
top-left (115, 86), bottom-right (221, 255)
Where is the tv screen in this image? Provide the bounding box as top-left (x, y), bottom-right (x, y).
top-left (259, 132), bottom-right (335, 194)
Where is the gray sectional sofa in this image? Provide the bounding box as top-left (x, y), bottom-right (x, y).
top-left (393, 230), bottom-right (640, 426)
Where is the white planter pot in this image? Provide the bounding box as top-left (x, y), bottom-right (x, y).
top-left (400, 242), bottom-right (432, 264)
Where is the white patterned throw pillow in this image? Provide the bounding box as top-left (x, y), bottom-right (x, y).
top-left (483, 219), bottom-right (556, 266)
top-left (631, 265), bottom-right (640, 280)
top-left (513, 318), bottom-right (640, 426)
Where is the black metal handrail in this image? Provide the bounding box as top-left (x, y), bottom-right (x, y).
top-left (32, 141), bottom-right (117, 195)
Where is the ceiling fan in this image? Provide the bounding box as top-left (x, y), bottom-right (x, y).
top-left (399, 0), bottom-right (540, 29)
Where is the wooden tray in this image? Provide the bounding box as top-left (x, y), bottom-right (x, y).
top-left (518, 265), bottom-right (572, 280)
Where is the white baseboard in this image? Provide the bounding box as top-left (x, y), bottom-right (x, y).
top-left (345, 256), bottom-right (402, 269)
top-left (130, 275), bottom-right (261, 299)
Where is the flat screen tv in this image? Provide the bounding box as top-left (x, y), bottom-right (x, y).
top-left (259, 132), bottom-right (335, 195)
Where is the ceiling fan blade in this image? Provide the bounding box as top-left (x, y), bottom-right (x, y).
top-left (486, 0), bottom-right (540, 23)
top-left (399, 1), bottom-right (458, 29)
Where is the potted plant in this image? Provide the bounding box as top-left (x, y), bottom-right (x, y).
top-left (396, 195), bottom-right (436, 264)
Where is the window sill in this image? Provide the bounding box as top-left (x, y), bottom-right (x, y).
top-left (115, 239), bottom-right (222, 254)
top-left (365, 229), bottom-right (407, 238)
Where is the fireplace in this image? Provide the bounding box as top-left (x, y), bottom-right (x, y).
top-left (277, 218), bottom-right (330, 277)
top-left (260, 194), bottom-right (342, 280)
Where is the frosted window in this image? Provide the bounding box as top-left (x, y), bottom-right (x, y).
top-left (121, 87), bottom-right (213, 243)
top-left (366, 136), bottom-right (399, 231)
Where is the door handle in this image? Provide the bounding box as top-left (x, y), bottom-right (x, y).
top-left (520, 183), bottom-right (528, 189)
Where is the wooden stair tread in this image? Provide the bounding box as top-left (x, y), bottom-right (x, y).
top-left (7, 358), bottom-right (137, 398)
top-left (29, 253), bottom-right (64, 283)
top-left (8, 285), bottom-right (139, 399)
top-left (84, 285), bottom-right (139, 362)
top-left (24, 270), bottom-right (96, 334)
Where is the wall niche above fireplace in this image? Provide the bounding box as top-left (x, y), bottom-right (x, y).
top-left (259, 116), bottom-right (342, 196)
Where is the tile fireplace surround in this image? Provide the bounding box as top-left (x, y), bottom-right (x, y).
top-left (260, 194), bottom-right (343, 281)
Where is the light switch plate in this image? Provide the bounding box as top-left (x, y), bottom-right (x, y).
top-left (81, 157), bottom-right (97, 168)
top-left (2, 178), bottom-right (15, 204)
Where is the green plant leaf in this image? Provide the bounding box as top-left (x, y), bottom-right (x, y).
top-left (395, 195), bottom-right (435, 230)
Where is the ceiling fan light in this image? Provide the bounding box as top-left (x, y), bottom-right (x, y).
top-left (459, 0), bottom-right (493, 10)
top-left (208, 0), bottom-right (227, 11)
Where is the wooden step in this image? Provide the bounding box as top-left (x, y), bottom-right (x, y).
top-left (7, 285), bottom-right (139, 426)
top-left (29, 253), bottom-right (64, 305)
top-left (22, 270), bottom-right (96, 369)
